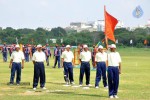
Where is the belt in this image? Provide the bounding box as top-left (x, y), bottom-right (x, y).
top-left (13, 62), bottom-right (21, 63)
top-left (108, 66), bottom-right (118, 68)
top-left (35, 61), bottom-right (44, 63)
top-left (64, 62), bottom-right (72, 63)
top-left (97, 61), bottom-right (105, 63)
top-left (81, 61), bottom-right (90, 63)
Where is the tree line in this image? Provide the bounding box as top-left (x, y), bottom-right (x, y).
top-left (0, 27), bottom-right (150, 47)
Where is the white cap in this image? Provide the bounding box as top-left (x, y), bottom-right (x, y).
top-left (83, 45), bottom-right (88, 48)
top-left (37, 44), bottom-right (42, 48)
top-left (98, 45), bottom-right (103, 49)
top-left (15, 44), bottom-right (20, 48)
top-left (66, 45), bottom-right (71, 48)
top-left (111, 44), bottom-right (116, 48)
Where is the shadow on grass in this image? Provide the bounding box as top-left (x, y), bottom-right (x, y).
top-left (50, 91), bottom-right (106, 98)
top-left (46, 82), bottom-right (65, 85)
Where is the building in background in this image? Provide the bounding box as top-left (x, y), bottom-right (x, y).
top-left (66, 20), bottom-right (124, 32)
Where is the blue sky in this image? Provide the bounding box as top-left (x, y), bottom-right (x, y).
top-left (0, 0), bottom-right (149, 29)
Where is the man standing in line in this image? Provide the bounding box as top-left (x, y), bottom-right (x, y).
top-left (32, 44), bottom-right (46, 90)
top-left (23, 44), bottom-right (30, 62)
top-left (9, 44), bottom-right (25, 85)
top-left (107, 44), bottom-right (122, 99)
top-left (95, 45), bottom-right (108, 89)
top-left (44, 44), bottom-right (51, 66)
top-left (31, 45), bottom-right (36, 56)
top-left (91, 45), bottom-right (97, 69)
top-left (53, 45), bottom-right (61, 68)
top-left (61, 45), bottom-right (74, 85)
top-left (79, 44), bottom-right (91, 86)
top-left (61, 44), bottom-right (65, 53)
top-left (8, 44), bottom-right (14, 57)
top-left (2, 43), bottom-right (8, 62)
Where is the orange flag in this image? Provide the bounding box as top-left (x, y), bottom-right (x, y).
top-left (104, 6), bottom-right (118, 42)
top-left (144, 40), bottom-right (148, 45)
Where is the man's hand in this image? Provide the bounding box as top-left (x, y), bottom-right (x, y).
top-left (22, 65), bottom-right (24, 69)
top-left (119, 69), bottom-right (121, 74)
top-left (72, 63), bottom-right (75, 67)
top-left (119, 64), bottom-right (121, 74)
top-left (9, 65), bottom-right (12, 69)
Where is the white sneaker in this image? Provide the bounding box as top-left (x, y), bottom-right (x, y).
top-left (104, 86), bottom-right (108, 89)
top-left (66, 82), bottom-right (69, 85)
top-left (114, 95), bottom-right (119, 98)
top-left (95, 86), bottom-right (99, 89)
top-left (41, 87), bottom-right (47, 90)
top-left (109, 95), bottom-right (114, 99)
top-left (70, 82), bottom-right (75, 85)
top-left (86, 84), bottom-right (92, 87)
top-left (79, 84), bottom-right (82, 87)
top-left (33, 88), bottom-right (36, 90)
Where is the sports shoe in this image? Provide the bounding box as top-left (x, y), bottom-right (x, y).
top-left (66, 82), bottom-right (69, 85)
top-left (33, 87), bottom-right (36, 90)
top-left (114, 95), bottom-right (119, 98)
top-left (9, 82), bottom-right (14, 85)
top-left (95, 86), bottom-right (99, 89)
top-left (86, 84), bottom-right (92, 87)
top-left (9, 83), bottom-right (13, 85)
top-left (41, 87), bottom-right (47, 90)
top-left (79, 84), bottom-right (82, 87)
top-left (104, 86), bottom-right (108, 89)
top-left (70, 82), bottom-right (75, 85)
top-left (109, 95), bottom-right (114, 99)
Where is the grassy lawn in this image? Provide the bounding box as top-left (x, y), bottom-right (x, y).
top-left (0, 47), bottom-right (150, 100)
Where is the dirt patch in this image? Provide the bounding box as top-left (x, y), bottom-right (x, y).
top-left (1, 87), bottom-right (13, 91)
top-left (18, 90), bottom-right (44, 96)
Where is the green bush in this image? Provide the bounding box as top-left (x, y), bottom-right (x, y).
top-left (136, 43), bottom-right (144, 48)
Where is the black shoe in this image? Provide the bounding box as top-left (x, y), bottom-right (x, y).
top-left (9, 82), bottom-right (14, 85)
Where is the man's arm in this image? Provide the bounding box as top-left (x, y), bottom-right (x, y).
top-left (72, 58), bottom-right (75, 67)
top-left (33, 60), bottom-right (35, 65)
top-left (9, 59), bottom-right (13, 68)
top-left (119, 63), bottom-right (121, 74)
top-left (79, 53), bottom-right (82, 64)
top-left (22, 59), bottom-right (25, 69)
top-left (61, 58), bottom-right (64, 67)
top-left (106, 60), bottom-right (108, 67)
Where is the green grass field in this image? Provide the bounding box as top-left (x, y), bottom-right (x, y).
top-left (0, 47), bottom-right (150, 100)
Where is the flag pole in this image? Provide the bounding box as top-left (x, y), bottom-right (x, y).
top-left (105, 36), bottom-right (108, 50)
top-left (104, 5), bottom-right (108, 50)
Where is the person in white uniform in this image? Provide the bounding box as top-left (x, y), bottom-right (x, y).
top-left (79, 44), bottom-right (91, 86)
top-left (32, 44), bottom-right (46, 90)
top-left (9, 44), bottom-right (25, 85)
top-left (107, 44), bottom-right (122, 99)
top-left (61, 45), bottom-right (74, 85)
top-left (95, 45), bottom-right (108, 88)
